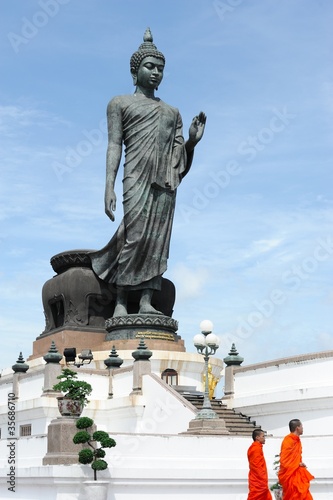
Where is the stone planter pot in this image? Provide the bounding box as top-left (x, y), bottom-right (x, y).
top-left (57, 397), bottom-right (83, 417)
top-left (82, 480), bottom-right (108, 500)
top-left (272, 488), bottom-right (283, 500)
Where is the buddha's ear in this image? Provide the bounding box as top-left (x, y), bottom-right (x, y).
top-left (131, 68), bottom-right (137, 86)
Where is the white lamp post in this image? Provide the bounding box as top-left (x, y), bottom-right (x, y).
top-left (193, 320), bottom-right (220, 419)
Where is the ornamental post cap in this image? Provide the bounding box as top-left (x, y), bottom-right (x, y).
top-left (12, 352), bottom-right (29, 373)
top-left (43, 340), bottom-right (63, 364)
top-left (223, 343), bottom-right (244, 367)
top-left (104, 345), bottom-right (124, 369)
top-left (132, 337), bottom-right (152, 361)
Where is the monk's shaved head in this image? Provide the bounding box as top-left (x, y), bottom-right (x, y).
top-left (289, 419), bottom-right (302, 432)
top-left (252, 429), bottom-right (264, 441)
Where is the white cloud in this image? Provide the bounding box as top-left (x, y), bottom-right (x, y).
top-left (169, 264), bottom-right (210, 301)
top-left (0, 104), bottom-right (69, 135)
top-left (252, 238), bottom-right (283, 253)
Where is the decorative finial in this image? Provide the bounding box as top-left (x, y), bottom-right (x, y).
top-left (12, 352), bottom-right (29, 373)
top-left (132, 337), bottom-right (152, 361)
top-left (43, 341), bottom-right (63, 364)
top-left (223, 343), bottom-right (244, 367)
top-left (104, 345), bottom-right (123, 369)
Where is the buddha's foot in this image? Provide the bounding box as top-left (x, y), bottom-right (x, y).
top-left (113, 303), bottom-right (128, 317)
top-left (139, 304), bottom-right (163, 315)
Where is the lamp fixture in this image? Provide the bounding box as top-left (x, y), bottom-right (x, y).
top-left (193, 320), bottom-right (220, 419)
top-left (63, 347), bottom-right (93, 368)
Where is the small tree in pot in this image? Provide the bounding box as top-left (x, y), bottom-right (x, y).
top-left (73, 417), bottom-right (116, 480)
top-left (53, 368), bottom-right (92, 416)
top-left (270, 454), bottom-right (283, 499)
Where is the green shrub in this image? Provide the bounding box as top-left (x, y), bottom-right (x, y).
top-left (73, 416), bottom-right (116, 480)
top-left (78, 448), bottom-right (94, 464)
top-left (100, 437), bottom-right (116, 448)
top-left (73, 430), bottom-right (90, 444)
top-left (53, 369), bottom-right (92, 407)
top-left (92, 459), bottom-right (108, 471)
top-left (76, 417), bottom-right (94, 429)
top-left (95, 449), bottom-right (106, 458)
top-left (270, 454), bottom-right (282, 491)
top-left (93, 430), bottom-right (109, 442)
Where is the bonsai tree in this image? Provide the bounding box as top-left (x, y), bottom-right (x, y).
top-left (73, 416), bottom-right (116, 480)
top-left (53, 368), bottom-right (92, 407)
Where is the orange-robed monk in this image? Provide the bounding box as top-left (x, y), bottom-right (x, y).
top-left (247, 429), bottom-right (272, 500)
top-left (278, 419), bottom-right (314, 499)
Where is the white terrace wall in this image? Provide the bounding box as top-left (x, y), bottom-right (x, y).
top-left (81, 372), bottom-right (197, 435)
top-left (1, 355), bottom-right (333, 498)
top-left (0, 366), bottom-right (196, 460)
top-left (0, 350), bottom-right (219, 444)
top-left (227, 350), bottom-right (333, 436)
top-left (0, 434), bottom-right (331, 499)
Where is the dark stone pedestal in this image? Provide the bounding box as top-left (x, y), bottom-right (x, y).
top-left (39, 250), bottom-right (176, 336)
top-left (40, 250), bottom-right (114, 335)
top-left (106, 314), bottom-right (179, 342)
top-left (32, 250), bottom-right (184, 357)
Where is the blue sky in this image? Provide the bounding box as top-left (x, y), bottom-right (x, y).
top-left (1, 0), bottom-right (333, 368)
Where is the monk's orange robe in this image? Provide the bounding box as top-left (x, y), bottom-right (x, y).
top-left (278, 433), bottom-right (314, 499)
top-left (247, 441), bottom-right (272, 500)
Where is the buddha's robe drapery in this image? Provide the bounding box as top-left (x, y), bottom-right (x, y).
top-left (90, 94), bottom-right (192, 290)
top-left (247, 441), bottom-right (272, 500)
top-left (278, 433), bottom-right (314, 499)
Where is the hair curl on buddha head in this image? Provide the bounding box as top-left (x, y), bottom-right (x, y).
top-left (130, 28), bottom-right (165, 79)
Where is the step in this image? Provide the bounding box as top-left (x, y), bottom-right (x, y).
top-left (182, 395), bottom-right (261, 436)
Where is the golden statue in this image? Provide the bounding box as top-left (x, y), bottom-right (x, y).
top-left (202, 364), bottom-right (220, 399)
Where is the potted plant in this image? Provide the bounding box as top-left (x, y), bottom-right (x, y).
top-left (270, 454), bottom-right (283, 499)
top-left (53, 368), bottom-right (92, 417)
top-left (73, 416), bottom-right (116, 480)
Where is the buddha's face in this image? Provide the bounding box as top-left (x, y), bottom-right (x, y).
top-left (135, 56), bottom-right (164, 90)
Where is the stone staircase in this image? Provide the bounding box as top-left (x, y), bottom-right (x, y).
top-left (183, 394), bottom-right (260, 436)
